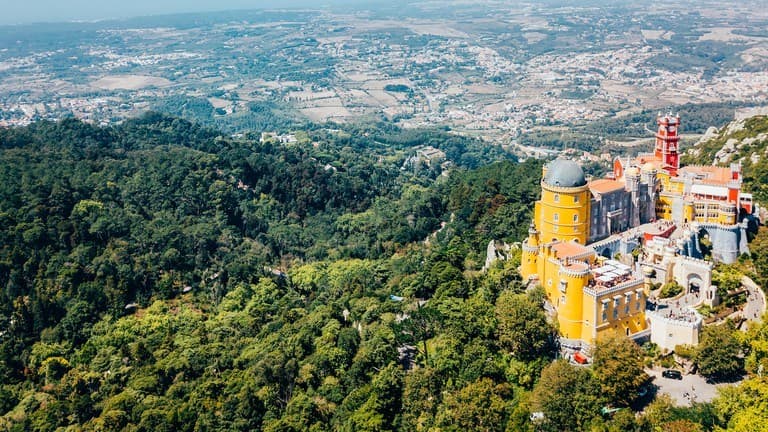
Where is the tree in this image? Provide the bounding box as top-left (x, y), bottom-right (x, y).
top-left (495, 289), bottom-right (558, 361)
top-left (641, 393), bottom-right (675, 430)
top-left (401, 367), bottom-right (442, 431)
top-left (532, 360), bottom-right (603, 432)
top-left (696, 322), bottom-right (744, 379)
top-left (434, 378), bottom-right (510, 432)
top-left (604, 408), bottom-right (643, 432)
top-left (713, 376), bottom-right (768, 430)
top-left (396, 303), bottom-right (440, 367)
top-left (661, 419), bottom-right (704, 432)
top-left (592, 335), bottom-right (648, 406)
top-left (744, 318), bottom-right (768, 376)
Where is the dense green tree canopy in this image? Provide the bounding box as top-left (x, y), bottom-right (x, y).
top-left (592, 335), bottom-right (648, 406)
top-left (2, 113), bottom-right (768, 431)
top-left (532, 360), bottom-right (603, 431)
top-left (696, 322), bottom-right (744, 380)
top-left (495, 288), bottom-right (558, 361)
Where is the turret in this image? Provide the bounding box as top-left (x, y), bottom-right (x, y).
top-left (538, 159), bottom-right (591, 244)
top-left (641, 162), bottom-right (659, 222)
top-left (654, 113), bottom-right (681, 176)
top-left (521, 221), bottom-right (541, 280)
top-left (528, 221), bottom-right (540, 247)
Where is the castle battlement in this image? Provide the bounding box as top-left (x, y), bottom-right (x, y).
top-left (677, 255), bottom-right (714, 268)
top-left (540, 181), bottom-right (589, 193)
top-left (522, 243), bottom-right (540, 253)
top-left (559, 266), bottom-right (591, 278)
top-left (693, 222), bottom-right (742, 231)
top-left (583, 278), bottom-right (643, 298)
top-left (647, 310), bottom-right (702, 328)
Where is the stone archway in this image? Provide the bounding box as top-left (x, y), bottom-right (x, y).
top-left (687, 273), bottom-right (704, 294)
top-left (601, 247), bottom-right (612, 259)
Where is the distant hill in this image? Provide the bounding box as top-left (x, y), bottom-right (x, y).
top-left (683, 115), bottom-right (768, 202)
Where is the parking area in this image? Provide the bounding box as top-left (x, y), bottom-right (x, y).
top-left (645, 368), bottom-right (739, 406)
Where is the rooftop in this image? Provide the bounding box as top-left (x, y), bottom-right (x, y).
top-left (563, 261), bottom-right (590, 272)
top-left (551, 241), bottom-right (594, 259)
top-left (589, 178), bottom-right (625, 194)
top-left (543, 159), bottom-right (587, 188)
top-left (679, 165), bottom-right (734, 185)
top-left (633, 155), bottom-right (663, 167)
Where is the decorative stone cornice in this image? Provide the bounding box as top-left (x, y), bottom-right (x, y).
top-left (541, 181), bottom-right (589, 194)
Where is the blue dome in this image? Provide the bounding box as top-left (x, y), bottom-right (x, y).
top-left (543, 159), bottom-right (587, 187)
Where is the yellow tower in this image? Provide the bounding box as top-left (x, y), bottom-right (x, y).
top-left (534, 159), bottom-right (591, 244)
top-left (557, 262), bottom-right (591, 340)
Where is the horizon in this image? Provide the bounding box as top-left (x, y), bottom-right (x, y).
top-left (0, 0), bottom-right (377, 26)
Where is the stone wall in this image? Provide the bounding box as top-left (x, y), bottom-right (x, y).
top-left (648, 309), bottom-right (702, 352)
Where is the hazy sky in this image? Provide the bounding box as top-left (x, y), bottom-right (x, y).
top-left (1, 0), bottom-right (357, 25)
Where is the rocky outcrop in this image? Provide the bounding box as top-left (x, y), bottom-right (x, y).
top-left (484, 239), bottom-right (513, 270)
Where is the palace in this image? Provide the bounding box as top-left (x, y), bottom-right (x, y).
top-left (520, 114), bottom-right (754, 345)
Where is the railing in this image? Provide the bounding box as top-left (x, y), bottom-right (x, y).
top-left (647, 309), bottom-right (702, 328)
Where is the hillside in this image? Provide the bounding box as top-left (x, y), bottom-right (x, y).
top-left (1, 115), bottom-right (768, 431)
top-left (0, 115), bottom-right (545, 431)
top-left (684, 115), bottom-right (768, 202)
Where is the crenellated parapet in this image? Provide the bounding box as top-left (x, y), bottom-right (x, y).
top-left (648, 308), bottom-right (703, 351)
top-left (540, 181), bottom-right (589, 194)
top-left (558, 265), bottom-right (591, 278)
top-left (522, 243), bottom-right (540, 254)
top-left (647, 309), bottom-right (702, 328)
top-left (686, 222), bottom-right (750, 264)
top-left (677, 255), bottom-right (714, 269)
top-left (583, 278), bottom-right (643, 298)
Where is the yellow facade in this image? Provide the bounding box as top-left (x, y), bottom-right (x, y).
top-left (591, 285), bottom-right (647, 340)
top-left (718, 204), bottom-right (737, 225)
top-left (683, 202), bottom-right (695, 224)
top-left (521, 162), bottom-right (648, 345)
top-left (556, 266), bottom-right (590, 340)
top-left (521, 226), bottom-right (540, 280)
top-left (655, 195), bottom-right (673, 221)
top-left (535, 182), bottom-right (591, 245)
top-left (656, 191), bottom-right (739, 225)
top-left (527, 241), bottom-right (647, 343)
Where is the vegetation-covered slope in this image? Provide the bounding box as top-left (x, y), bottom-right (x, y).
top-left (1, 114), bottom-right (767, 431)
top-left (0, 114), bottom-right (542, 430)
top-left (684, 115), bottom-right (768, 202)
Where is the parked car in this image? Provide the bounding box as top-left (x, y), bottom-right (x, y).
top-left (662, 369), bottom-right (683, 380)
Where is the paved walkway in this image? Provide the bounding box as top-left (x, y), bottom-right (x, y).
top-left (653, 292), bottom-right (703, 318)
top-left (654, 275), bottom-right (765, 326)
top-left (646, 367), bottom-right (736, 407)
top-left (741, 276), bottom-right (766, 324)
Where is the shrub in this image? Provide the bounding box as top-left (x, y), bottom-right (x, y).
top-left (659, 281), bottom-right (683, 299)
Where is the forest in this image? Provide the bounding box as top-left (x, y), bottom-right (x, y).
top-left (519, 101), bottom-right (757, 153)
top-left (1, 114), bottom-right (768, 431)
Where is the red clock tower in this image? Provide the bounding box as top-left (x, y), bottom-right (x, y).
top-left (654, 114), bottom-right (681, 176)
